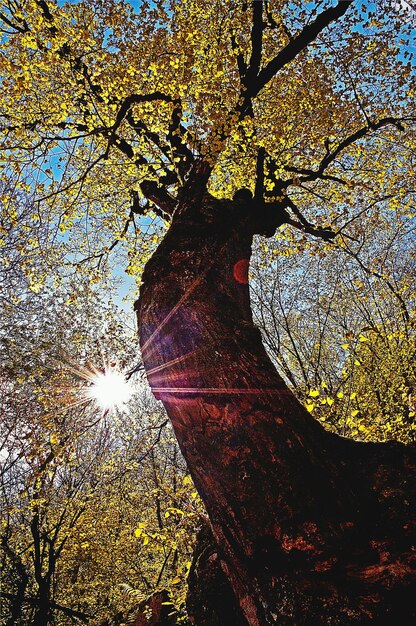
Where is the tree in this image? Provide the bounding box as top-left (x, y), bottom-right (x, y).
top-left (250, 206), bottom-right (416, 443)
top-left (0, 277), bottom-right (201, 626)
top-left (1, 1), bottom-right (415, 624)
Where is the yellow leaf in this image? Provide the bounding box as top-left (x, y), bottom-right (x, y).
top-left (305, 403), bottom-right (315, 413)
top-left (337, 391), bottom-right (344, 399)
top-left (309, 389), bottom-right (319, 397)
top-left (327, 397), bottom-right (334, 406)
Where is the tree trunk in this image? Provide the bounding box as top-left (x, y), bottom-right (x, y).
top-left (32, 593), bottom-right (52, 626)
top-left (135, 172), bottom-right (416, 626)
top-left (1, 538), bottom-right (29, 626)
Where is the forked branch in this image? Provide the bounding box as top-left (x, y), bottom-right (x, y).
top-left (253, 0), bottom-right (352, 97)
top-left (238, 0), bottom-right (353, 118)
top-left (285, 116), bottom-right (413, 184)
top-left (252, 148), bottom-right (336, 241)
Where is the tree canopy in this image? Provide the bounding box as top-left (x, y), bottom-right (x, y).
top-left (0, 0), bottom-right (415, 285)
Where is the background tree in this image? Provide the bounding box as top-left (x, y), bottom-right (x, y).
top-left (0, 280), bottom-right (202, 625)
top-left (0, 198), bottom-right (202, 626)
top-left (250, 202), bottom-right (416, 443)
top-left (1, 1), bottom-right (416, 624)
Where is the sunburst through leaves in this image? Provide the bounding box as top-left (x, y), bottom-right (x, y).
top-left (86, 368), bottom-right (132, 410)
top-left (65, 361), bottom-right (133, 412)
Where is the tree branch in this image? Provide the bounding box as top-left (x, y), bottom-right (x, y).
top-left (107, 92), bottom-right (178, 150)
top-left (247, 1), bottom-right (264, 84)
top-left (0, 592), bottom-right (90, 623)
top-left (254, 146), bottom-right (266, 201)
top-left (255, 1), bottom-right (352, 95)
top-left (140, 180), bottom-right (177, 216)
top-left (167, 100), bottom-right (195, 180)
top-left (340, 243), bottom-right (410, 323)
top-left (125, 112), bottom-right (174, 168)
top-left (283, 116), bottom-right (413, 185)
top-left (284, 196), bottom-right (336, 241)
top-left (238, 0), bottom-right (353, 118)
top-left (231, 34), bottom-right (247, 79)
top-left (109, 94), bottom-right (193, 184)
top-left (34, 0), bottom-right (55, 24)
top-left (0, 10), bottom-right (29, 33)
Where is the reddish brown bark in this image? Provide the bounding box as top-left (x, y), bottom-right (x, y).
top-left (135, 169), bottom-right (416, 625)
top-left (134, 590), bottom-right (177, 626)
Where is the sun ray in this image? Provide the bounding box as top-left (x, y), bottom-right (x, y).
top-left (86, 369), bottom-right (132, 410)
top-left (60, 356), bottom-right (132, 413)
top-left (151, 387), bottom-right (292, 395)
top-left (140, 227), bottom-right (243, 358)
top-left (145, 350), bottom-right (196, 376)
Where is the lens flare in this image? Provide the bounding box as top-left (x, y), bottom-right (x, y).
top-left (87, 369), bottom-right (132, 410)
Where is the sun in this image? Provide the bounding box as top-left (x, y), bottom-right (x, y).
top-left (87, 368), bottom-right (132, 411)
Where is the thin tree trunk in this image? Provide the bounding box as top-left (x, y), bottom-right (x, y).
top-left (1, 536), bottom-right (29, 626)
top-left (136, 178), bottom-right (416, 625)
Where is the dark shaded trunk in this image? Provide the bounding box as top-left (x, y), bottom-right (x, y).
top-left (186, 523), bottom-right (248, 626)
top-left (135, 172), bottom-right (416, 625)
top-left (32, 586), bottom-right (52, 626)
top-left (134, 590), bottom-right (178, 626)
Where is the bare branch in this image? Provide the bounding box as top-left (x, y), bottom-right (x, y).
top-left (284, 165), bottom-right (348, 187)
top-left (0, 592), bottom-right (91, 623)
top-left (284, 196), bottom-right (336, 241)
top-left (284, 116), bottom-right (414, 185)
top-left (37, 153), bottom-right (106, 203)
top-left (340, 242), bottom-right (410, 323)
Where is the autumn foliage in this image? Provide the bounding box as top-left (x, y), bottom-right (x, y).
top-left (1, 0), bottom-right (415, 625)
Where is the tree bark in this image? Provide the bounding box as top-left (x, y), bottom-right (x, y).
top-left (135, 170), bottom-right (416, 626)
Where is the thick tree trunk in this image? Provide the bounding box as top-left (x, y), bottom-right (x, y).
top-left (135, 172), bottom-right (416, 626)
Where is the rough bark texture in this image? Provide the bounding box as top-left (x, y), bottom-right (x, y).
top-left (135, 171), bottom-right (416, 626)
